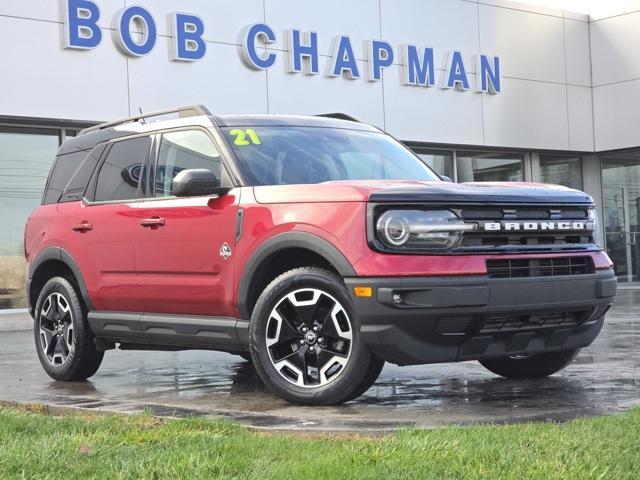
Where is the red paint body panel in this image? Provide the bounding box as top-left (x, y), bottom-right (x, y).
top-left (133, 192), bottom-right (239, 317)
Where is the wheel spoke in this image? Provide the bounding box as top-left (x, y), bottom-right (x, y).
top-left (58, 334), bottom-right (70, 357)
top-left (39, 327), bottom-right (56, 355)
top-left (319, 304), bottom-right (352, 341)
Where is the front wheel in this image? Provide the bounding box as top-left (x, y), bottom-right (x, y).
top-left (479, 349), bottom-right (580, 379)
top-left (250, 267), bottom-right (382, 405)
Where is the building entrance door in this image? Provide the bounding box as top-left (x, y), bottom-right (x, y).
top-left (602, 153), bottom-right (640, 283)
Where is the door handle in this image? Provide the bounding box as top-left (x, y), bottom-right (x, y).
top-left (140, 217), bottom-right (166, 228)
top-left (72, 222), bottom-right (93, 233)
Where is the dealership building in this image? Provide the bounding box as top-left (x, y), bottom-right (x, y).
top-left (1, 0), bottom-right (639, 310)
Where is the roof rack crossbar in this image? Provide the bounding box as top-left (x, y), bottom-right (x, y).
top-left (79, 105), bottom-right (213, 136)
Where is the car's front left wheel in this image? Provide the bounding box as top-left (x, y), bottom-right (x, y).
top-left (34, 277), bottom-right (104, 381)
top-left (250, 267), bottom-right (382, 405)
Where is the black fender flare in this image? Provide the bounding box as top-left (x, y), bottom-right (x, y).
top-left (236, 231), bottom-right (356, 320)
top-left (28, 247), bottom-right (94, 315)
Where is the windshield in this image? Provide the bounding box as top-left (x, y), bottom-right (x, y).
top-left (222, 126), bottom-right (440, 186)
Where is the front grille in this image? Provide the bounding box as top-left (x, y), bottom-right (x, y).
top-left (456, 205), bottom-right (595, 252)
top-left (486, 256), bottom-right (595, 278)
top-left (479, 310), bottom-right (589, 334)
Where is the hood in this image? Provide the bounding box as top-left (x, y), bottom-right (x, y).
top-left (252, 180), bottom-right (593, 205)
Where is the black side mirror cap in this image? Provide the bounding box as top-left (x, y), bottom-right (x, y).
top-left (171, 169), bottom-right (230, 197)
top-left (441, 175), bottom-right (454, 183)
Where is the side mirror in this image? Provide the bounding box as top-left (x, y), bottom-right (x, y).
top-left (171, 169), bottom-right (230, 197)
top-left (441, 175), bottom-right (454, 183)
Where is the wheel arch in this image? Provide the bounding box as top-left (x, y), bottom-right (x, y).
top-left (237, 232), bottom-right (356, 320)
top-left (28, 247), bottom-right (93, 317)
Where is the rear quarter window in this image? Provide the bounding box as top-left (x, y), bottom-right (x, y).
top-left (59, 144), bottom-right (107, 203)
top-left (42, 150), bottom-right (91, 205)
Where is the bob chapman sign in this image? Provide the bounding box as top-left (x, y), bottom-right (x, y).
top-left (61, 0), bottom-right (502, 94)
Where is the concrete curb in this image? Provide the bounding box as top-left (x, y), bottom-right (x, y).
top-left (0, 312), bottom-right (32, 332)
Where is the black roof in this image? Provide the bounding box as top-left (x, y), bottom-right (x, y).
top-left (57, 113), bottom-right (380, 156)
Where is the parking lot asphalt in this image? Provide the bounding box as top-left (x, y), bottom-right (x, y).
top-left (1, 290), bottom-right (638, 431)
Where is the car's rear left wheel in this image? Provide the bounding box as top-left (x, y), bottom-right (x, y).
top-left (34, 277), bottom-right (104, 381)
top-left (250, 267), bottom-right (382, 405)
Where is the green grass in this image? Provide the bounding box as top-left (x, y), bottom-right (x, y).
top-left (0, 405), bottom-right (639, 479)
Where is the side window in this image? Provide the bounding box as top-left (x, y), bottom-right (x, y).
top-left (60, 144), bottom-right (107, 203)
top-left (42, 150), bottom-right (90, 204)
top-left (94, 136), bottom-right (151, 202)
top-left (154, 130), bottom-right (230, 197)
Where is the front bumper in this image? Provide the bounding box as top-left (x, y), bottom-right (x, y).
top-left (345, 269), bottom-right (617, 366)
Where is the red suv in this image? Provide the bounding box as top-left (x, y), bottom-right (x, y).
top-left (25, 106), bottom-right (617, 405)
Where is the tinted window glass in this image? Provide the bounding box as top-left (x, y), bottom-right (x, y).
top-left (60, 144), bottom-right (107, 203)
top-left (222, 127), bottom-right (439, 186)
top-left (0, 128), bottom-right (59, 309)
top-left (43, 150), bottom-right (89, 204)
top-left (94, 137), bottom-right (150, 202)
top-left (154, 130), bottom-right (227, 197)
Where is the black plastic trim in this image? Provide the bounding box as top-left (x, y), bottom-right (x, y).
top-left (88, 311), bottom-right (244, 351)
top-left (236, 231), bottom-right (357, 320)
top-left (235, 208), bottom-right (245, 241)
top-left (27, 247), bottom-right (94, 316)
top-left (344, 269), bottom-right (616, 365)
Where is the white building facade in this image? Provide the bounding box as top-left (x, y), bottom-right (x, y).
top-left (1, 0), bottom-right (640, 309)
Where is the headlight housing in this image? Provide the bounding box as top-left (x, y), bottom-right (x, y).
top-left (374, 209), bottom-right (473, 251)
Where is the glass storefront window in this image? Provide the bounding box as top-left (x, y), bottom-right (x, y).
top-left (601, 151), bottom-right (640, 283)
top-left (0, 128), bottom-right (59, 309)
top-left (540, 155), bottom-right (583, 190)
top-left (415, 150), bottom-right (454, 180)
top-left (456, 151), bottom-right (524, 182)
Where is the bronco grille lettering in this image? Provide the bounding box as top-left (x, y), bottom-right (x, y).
top-left (481, 221), bottom-right (594, 232)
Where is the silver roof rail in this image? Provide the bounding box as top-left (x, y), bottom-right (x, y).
top-left (79, 105), bottom-right (213, 136)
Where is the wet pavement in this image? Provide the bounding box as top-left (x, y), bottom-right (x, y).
top-left (1, 290), bottom-right (639, 431)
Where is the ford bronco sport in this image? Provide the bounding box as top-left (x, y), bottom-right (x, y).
top-left (25, 105), bottom-right (617, 405)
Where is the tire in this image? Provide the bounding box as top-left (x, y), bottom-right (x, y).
top-left (33, 277), bottom-right (104, 381)
top-left (479, 349), bottom-right (580, 379)
top-left (342, 354), bottom-right (385, 402)
top-left (249, 267), bottom-right (381, 405)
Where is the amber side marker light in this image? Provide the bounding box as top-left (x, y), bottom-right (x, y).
top-left (354, 286), bottom-right (373, 298)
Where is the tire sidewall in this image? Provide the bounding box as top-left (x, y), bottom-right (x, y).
top-left (250, 268), bottom-right (372, 405)
top-left (33, 277), bottom-right (88, 381)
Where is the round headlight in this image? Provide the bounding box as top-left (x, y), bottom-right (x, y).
top-left (374, 209), bottom-right (472, 251)
top-left (377, 211), bottom-right (410, 246)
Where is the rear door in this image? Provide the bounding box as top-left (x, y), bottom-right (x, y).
top-left (134, 128), bottom-right (238, 316)
top-left (65, 135), bottom-right (151, 311)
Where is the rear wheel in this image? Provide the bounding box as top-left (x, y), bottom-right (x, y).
top-left (479, 349), bottom-right (580, 379)
top-left (34, 277), bottom-right (104, 381)
top-left (250, 267), bottom-right (381, 405)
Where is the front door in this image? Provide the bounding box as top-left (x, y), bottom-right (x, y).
top-left (134, 129), bottom-right (237, 316)
top-left (602, 153), bottom-right (640, 283)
